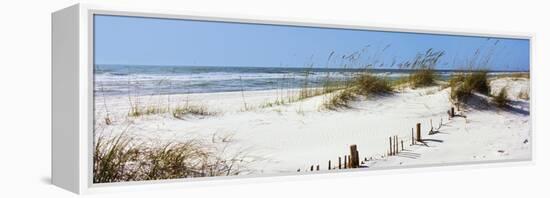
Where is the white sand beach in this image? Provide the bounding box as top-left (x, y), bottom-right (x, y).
top-left (94, 76), bottom-right (531, 175)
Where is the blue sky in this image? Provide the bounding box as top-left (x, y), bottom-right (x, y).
top-left (94, 15), bottom-right (530, 71)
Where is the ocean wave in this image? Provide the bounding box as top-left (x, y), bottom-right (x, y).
top-left (93, 65), bottom-right (475, 96)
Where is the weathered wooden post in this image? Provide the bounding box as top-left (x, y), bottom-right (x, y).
top-left (397, 136), bottom-right (400, 153)
top-left (338, 157), bottom-right (342, 169)
top-left (401, 140), bottom-right (404, 151)
top-left (392, 136), bottom-right (395, 155)
top-left (395, 136), bottom-right (398, 154)
top-left (411, 128), bottom-right (415, 145)
top-left (348, 155), bottom-right (352, 168)
top-left (350, 144), bottom-right (359, 168)
top-left (389, 137), bottom-right (393, 156)
top-left (390, 137), bottom-right (395, 156)
top-left (344, 155), bottom-right (348, 169)
top-left (328, 160), bottom-right (332, 170)
top-left (395, 136), bottom-right (398, 153)
top-left (451, 107), bottom-right (455, 117)
top-left (355, 150), bottom-right (360, 168)
top-left (310, 165), bottom-right (313, 171)
top-left (392, 137), bottom-right (396, 155)
top-left (416, 123), bottom-right (421, 142)
top-left (316, 165), bottom-right (319, 171)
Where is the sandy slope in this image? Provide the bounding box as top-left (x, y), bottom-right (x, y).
top-left (94, 77), bottom-right (531, 174)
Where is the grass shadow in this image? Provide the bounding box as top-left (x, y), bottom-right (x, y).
top-left (502, 100), bottom-right (530, 116)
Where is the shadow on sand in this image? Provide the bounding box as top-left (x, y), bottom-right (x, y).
top-left (397, 151), bottom-right (421, 159)
top-left (460, 92), bottom-right (530, 116)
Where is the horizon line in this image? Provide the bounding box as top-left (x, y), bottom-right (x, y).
top-left (94, 63), bottom-right (529, 72)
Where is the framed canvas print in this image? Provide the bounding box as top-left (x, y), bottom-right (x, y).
top-left (52, 3), bottom-right (533, 194)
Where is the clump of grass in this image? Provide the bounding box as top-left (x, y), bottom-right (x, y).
top-left (323, 89), bottom-right (355, 109)
top-left (353, 73), bottom-right (392, 96)
top-left (172, 104), bottom-right (213, 119)
top-left (409, 68), bottom-right (437, 88)
top-left (128, 104), bottom-right (143, 117)
top-left (141, 141), bottom-right (208, 180)
top-left (128, 103), bottom-right (168, 117)
top-left (401, 49), bottom-right (444, 88)
top-left (145, 106), bottom-right (168, 115)
top-left (450, 71), bottom-right (491, 102)
top-left (93, 133), bottom-right (251, 183)
top-left (128, 100), bottom-right (211, 118)
top-left (323, 73), bottom-right (392, 110)
top-left (259, 98), bottom-right (289, 108)
top-left (467, 71), bottom-right (491, 95)
top-left (493, 87), bottom-right (509, 108)
top-left (93, 133), bottom-right (141, 183)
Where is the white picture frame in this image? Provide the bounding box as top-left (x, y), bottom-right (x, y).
top-left (52, 3), bottom-right (533, 194)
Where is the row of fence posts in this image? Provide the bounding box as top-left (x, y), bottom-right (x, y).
top-left (299, 144), bottom-right (361, 172)
top-left (300, 122), bottom-right (424, 172)
top-left (389, 122), bottom-right (421, 156)
top-left (300, 105), bottom-right (457, 172)
top-left (388, 135), bottom-right (401, 156)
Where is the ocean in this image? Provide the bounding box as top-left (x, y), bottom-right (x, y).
top-left (93, 64), bottom-right (511, 96)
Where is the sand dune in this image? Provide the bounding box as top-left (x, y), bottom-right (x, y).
top-left (94, 77), bottom-right (531, 174)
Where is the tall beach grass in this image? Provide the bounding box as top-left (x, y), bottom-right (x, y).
top-left (449, 71), bottom-right (491, 102)
top-left (323, 72), bottom-right (392, 109)
top-left (93, 133), bottom-right (252, 183)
